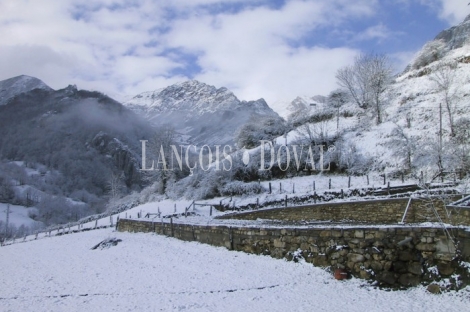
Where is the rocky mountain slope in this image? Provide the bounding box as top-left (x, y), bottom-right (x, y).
top-left (0, 81), bottom-right (153, 212)
top-left (407, 13), bottom-right (470, 71)
top-left (125, 80), bottom-right (281, 145)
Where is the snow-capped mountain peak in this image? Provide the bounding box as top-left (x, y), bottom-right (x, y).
top-left (125, 80), bottom-right (240, 115)
top-left (0, 75), bottom-right (53, 106)
top-left (124, 80), bottom-right (280, 145)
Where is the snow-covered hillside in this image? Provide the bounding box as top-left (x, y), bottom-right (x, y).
top-left (0, 203), bottom-right (40, 227)
top-left (279, 15), bottom-right (470, 178)
top-left (1, 227), bottom-right (468, 312)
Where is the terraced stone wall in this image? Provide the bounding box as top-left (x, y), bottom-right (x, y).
top-left (117, 218), bottom-right (470, 288)
top-left (217, 198), bottom-right (470, 225)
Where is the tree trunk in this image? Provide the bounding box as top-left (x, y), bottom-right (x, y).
top-left (376, 97), bottom-right (382, 125)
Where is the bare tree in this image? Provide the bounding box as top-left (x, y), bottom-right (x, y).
top-left (336, 53), bottom-right (392, 125)
top-left (327, 89), bottom-right (348, 135)
top-left (105, 172), bottom-right (125, 213)
top-left (295, 121), bottom-right (330, 145)
top-left (146, 125), bottom-right (179, 193)
top-left (107, 172), bottom-right (124, 201)
top-left (429, 61), bottom-right (459, 137)
top-left (388, 124), bottom-right (417, 173)
top-left (452, 118), bottom-right (470, 174)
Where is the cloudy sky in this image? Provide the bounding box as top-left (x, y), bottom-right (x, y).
top-left (0, 0), bottom-right (468, 113)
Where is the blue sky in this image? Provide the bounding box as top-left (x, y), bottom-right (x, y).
top-left (0, 0), bottom-right (468, 113)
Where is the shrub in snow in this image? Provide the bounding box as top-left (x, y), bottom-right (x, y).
top-left (411, 40), bottom-right (446, 70)
top-left (37, 195), bottom-right (92, 226)
top-left (236, 116), bottom-right (288, 149)
top-left (165, 170), bottom-right (233, 200)
top-left (220, 181), bottom-right (264, 196)
top-left (285, 249), bottom-right (304, 263)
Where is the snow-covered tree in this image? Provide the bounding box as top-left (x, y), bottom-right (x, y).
top-left (336, 53), bottom-right (392, 125)
top-left (452, 118), bottom-right (470, 173)
top-left (327, 89), bottom-right (349, 135)
top-left (236, 116), bottom-right (288, 149)
top-left (388, 124), bottom-right (418, 173)
top-left (429, 61), bottom-right (460, 137)
top-left (144, 125), bottom-right (185, 194)
top-left (0, 176), bottom-right (14, 203)
top-left (106, 172), bottom-right (125, 213)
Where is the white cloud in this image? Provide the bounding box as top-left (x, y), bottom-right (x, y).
top-left (420, 0), bottom-right (469, 25)
top-left (0, 0), bottom-right (381, 113)
top-left (438, 0), bottom-right (469, 25)
top-left (165, 0), bottom-right (376, 104)
top-left (352, 24), bottom-right (397, 42)
top-left (390, 50), bottom-right (417, 73)
top-left (0, 45), bottom-right (80, 87)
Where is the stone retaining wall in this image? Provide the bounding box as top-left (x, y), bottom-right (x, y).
top-left (217, 198), bottom-right (470, 225)
top-left (117, 218), bottom-right (470, 288)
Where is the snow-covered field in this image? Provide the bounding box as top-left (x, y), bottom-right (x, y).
top-left (0, 227), bottom-right (468, 312)
top-left (0, 203), bottom-right (40, 227)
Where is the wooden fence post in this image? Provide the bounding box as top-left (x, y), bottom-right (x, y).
top-left (329, 179), bottom-right (331, 189)
top-left (285, 195), bottom-right (288, 207)
top-left (348, 176), bottom-right (351, 188)
top-left (269, 182), bottom-right (272, 194)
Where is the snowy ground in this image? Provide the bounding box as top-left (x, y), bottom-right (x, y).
top-left (0, 203), bottom-right (40, 227)
top-left (84, 175), bottom-right (460, 231)
top-left (110, 173), bottom-right (430, 222)
top-left (0, 227), bottom-right (469, 312)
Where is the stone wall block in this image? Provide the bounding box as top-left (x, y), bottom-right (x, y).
top-left (347, 253), bottom-right (365, 263)
top-left (408, 262), bottom-right (424, 275)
